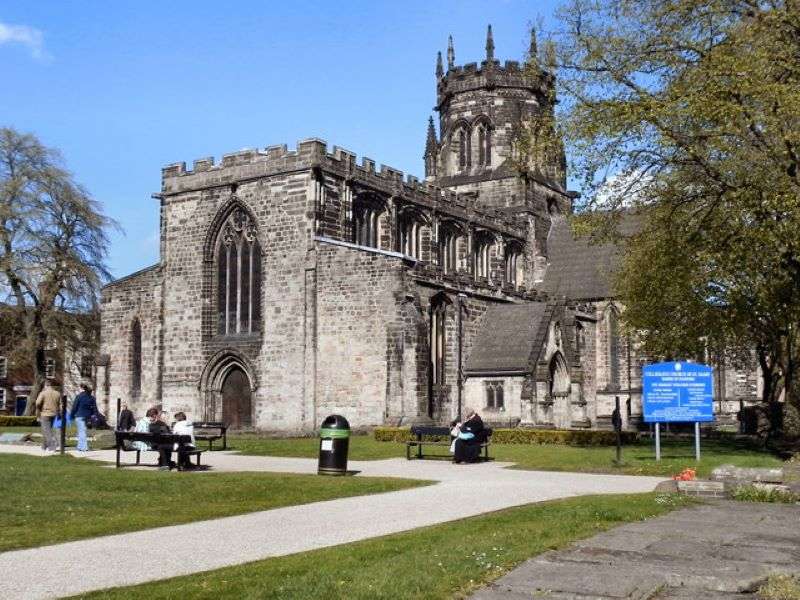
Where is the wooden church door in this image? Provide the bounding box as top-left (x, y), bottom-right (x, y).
top-left (221, 367), bottom-right (252, 429)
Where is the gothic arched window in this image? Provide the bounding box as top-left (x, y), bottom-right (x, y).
top-left (505, 242), bottom-right (524, 287)
top-left (473, 232), bottom-right (493, 279)
top-left (216, 209), bottom-right (262, 336)
top-left (455, 126), bottom-right (471, 169)
top-left (353, 195), bottom-right (384, 249)
top-left (606, 306), bottom-right (621, 390)
top-left (131, 319), bottom-right (142, 395)
top-left (399, 209), bottom-right (426, 259)
top-left (439, 224), bottom-right (463, 274)
top-left (575, 322), bottom-right (585, 361)
top-left (430, 296), bottom-right (448, 387)
top-left (548, 352), bottom-right (570, 397)
top-left (476, 123), bottom-right (491, 166)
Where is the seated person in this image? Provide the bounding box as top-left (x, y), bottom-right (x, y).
top-left (172, 412), bottom-right (196, 469)
top-left (131, 415), bottom-right (151, 451)
top-left (453, 408), bottom-right (486, 464)
top-left (146, 407), bottom-right (173, 470)
top-left (117, 404), bottom-right (136, 431)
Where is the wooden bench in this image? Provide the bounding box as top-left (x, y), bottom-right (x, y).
top-left (193, 421), bottom-right (228, 451)
top-left (114, 431), bottom-right (202, 469)
top-left (405, 426), bottom-right (492, 461)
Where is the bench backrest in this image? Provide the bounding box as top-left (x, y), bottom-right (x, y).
top-left (410, 426), bottom-right (450, 437)
top-left (193, 422), bottom-right (227, 431)
top-left (408, 426), bottom-right (493, 440)
top-left (115, 431), bottom-right (191, 447)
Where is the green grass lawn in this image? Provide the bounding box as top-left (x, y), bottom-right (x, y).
top-left (76, 492), bottom-right (693, 600)
top-left (0, 453), bottom-right (428, 552)
top-left (227, 434), bottom-right (783, 478)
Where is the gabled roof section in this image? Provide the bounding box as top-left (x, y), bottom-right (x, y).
top-left (538, 213), bottom-right (641, 301)
top-left (465, 302), bottom-right (551, 374)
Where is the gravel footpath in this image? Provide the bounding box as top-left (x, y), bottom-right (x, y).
top-left (0, 445), bottom-right (664, 599)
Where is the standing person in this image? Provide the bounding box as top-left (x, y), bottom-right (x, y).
top-left (69, 383), bottom-right (98, 452)
top-left (117, 403), bottom-right (135, 431)
top-left (146, 407), bottom-right (173, 470)
top-left (35, 380), bottom-right (61, 453)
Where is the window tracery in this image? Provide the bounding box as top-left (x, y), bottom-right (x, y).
top-left (216, 209), bottom-right (262, 336)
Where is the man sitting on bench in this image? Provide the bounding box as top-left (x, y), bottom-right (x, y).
top-left (146, 407), bottom-right (173, 471)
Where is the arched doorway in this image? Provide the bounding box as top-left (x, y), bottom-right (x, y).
top-left (221, 367), bottom-right (252, 429)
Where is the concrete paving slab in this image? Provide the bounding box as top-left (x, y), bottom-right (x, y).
top-left (469, 502), bottom-right (800, 600)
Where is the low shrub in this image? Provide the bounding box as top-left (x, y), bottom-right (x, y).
top-left (374, 427), bottom-right (638, 446)
top-left (758, 573), bottom-right (800, 600)
top-left (732, 484), bottom-right (799, 504)
top-left (0, 416), bottom-right (37, 427)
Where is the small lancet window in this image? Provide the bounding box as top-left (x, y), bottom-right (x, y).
top-left (131, 319), bottom-right (142, 394)
top-left (216, 209), bottom-right (262, 336)
top-left (477, 125), bottom-right (491, 166)
top-left (456, 127), bottom-right (471, 169)
top-left (473, 233), bottom-right (493, 279)
top-left (505, 243), bottom-right (524, 287)
top-left (606, 307), bottom-right (621, 390)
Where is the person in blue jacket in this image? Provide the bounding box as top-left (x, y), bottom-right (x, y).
top-left (69, 383), bottom-right (98, 452)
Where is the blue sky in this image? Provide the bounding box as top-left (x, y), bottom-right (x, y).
top-left (1, 1), bottom-right (562, 278)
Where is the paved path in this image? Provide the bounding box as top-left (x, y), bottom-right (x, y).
top-left (0, 445), bottom-right (664, 600)
top-left (470, 500), bottom-right (800, 600)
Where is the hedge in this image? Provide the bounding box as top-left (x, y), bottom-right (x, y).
top-left (374, 427), bottom-right (638, 446)
top-left (0, 416), bottom-right (38, 427)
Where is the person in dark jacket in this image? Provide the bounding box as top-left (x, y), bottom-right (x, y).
top-left (117, 404), bottom-right (136, 431)
top-left (453, 409), bottom-right (486, 464)
top-left (69, 383), bottom-right (98, 452)
top-left (146, 407), bottom-right (174, 470)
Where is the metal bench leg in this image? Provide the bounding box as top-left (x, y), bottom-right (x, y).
top-left (209, 439), bottom-right (213, 452)
top-left (116, 446), bottom-right (121, 468)
top-left (196, 453), bottom-right (201, 467)
top-left (135, 450), bottom-right (140, 465)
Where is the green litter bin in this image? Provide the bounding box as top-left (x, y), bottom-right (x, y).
top-left (318, 414), bottom-right (350, 475)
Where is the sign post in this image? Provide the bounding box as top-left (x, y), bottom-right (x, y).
top-left (643, 362), bottom-right (714, 462)
top-left (612, 395), bottom-right (622, 464)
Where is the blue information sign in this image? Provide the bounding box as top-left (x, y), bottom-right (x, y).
top-left (643, 362), bottom-right (714, 423)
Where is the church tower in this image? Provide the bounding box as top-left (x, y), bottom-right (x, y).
top-left (425, 26), bottom-right (569, 217)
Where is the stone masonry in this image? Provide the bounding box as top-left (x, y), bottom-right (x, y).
top-left (99, 27), bottom-right (757, 432)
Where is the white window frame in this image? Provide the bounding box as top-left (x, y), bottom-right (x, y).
top-left (45, 357), bottom-right (56, 379)
top-left (0, 356), bottom-right (7, 379)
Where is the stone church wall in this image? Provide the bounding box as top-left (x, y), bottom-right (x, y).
top-left (314, 241), bottom-right (408, 428)
top-left (100, 265), bottom-right (162, 417)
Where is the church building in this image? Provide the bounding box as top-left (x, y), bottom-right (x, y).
top-left (99, 27), bottom-right (756, 432)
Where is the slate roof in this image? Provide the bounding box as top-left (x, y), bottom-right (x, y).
top-left (538, 214), bottom-right (640, 300)
top-left (465, 302), bottom-right (550, 374)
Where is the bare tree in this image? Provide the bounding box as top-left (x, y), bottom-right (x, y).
top-left (0, 127), bottom-right (117, 413)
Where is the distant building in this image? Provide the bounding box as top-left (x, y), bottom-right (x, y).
top-left (99, 28), bottom-right (758, 431)
top-left (0, 309), bottom-right (97, 415)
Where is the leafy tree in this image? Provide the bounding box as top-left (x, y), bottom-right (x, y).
top-left (534, 1), bottom-right (800, 417)
top-left (0, 127), bottom-right (116, 413)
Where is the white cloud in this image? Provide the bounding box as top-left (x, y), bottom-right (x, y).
top-left (0, 21), bottom-right (49, 61)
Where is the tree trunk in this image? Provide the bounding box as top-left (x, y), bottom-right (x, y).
top-left (21, 312), bottom-right (47, 416)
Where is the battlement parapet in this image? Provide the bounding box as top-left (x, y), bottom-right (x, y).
top-left (160, 138), bottom-right (526, 238)
top-left (436, 59), bottom-right (553, 106)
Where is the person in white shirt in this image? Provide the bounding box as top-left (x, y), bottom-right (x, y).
top-left (172, 412), bottom-right (196, 469)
